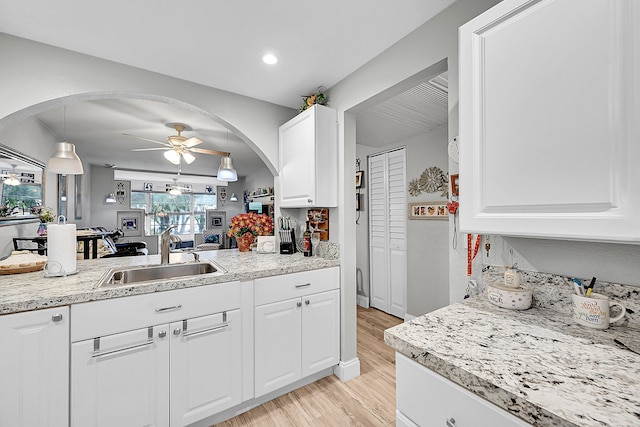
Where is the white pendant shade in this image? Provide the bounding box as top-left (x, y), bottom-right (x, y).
top-left (164, 149), bottom-right (181, 165)
top-left (105, 193), bottom-right (116, 204)
top-left (217, 156), bottom-right (238, 182)
top-left (47, 142), bottom-right (84, 175)
top-left (4, 176), bottom-right (20, 186)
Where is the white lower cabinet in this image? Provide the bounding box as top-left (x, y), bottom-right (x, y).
top-left (254, 267), bottom-right (340, 398)
top-left (396, 353), bottom-right (531, 427)
top-left (0, 307), bottom-right (69, 427)
top-left (170, 310), bottom-right (242, 426)
top-left (71, 325), bottom-right (170, 427)
top-left (70, 282), bottom-right (242, 427)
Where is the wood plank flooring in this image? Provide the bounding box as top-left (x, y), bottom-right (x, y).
top-left (214, 306), bottom-right (403, 426)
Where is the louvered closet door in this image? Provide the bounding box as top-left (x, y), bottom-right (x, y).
top-left (368, 149), bottom-right (407, 318)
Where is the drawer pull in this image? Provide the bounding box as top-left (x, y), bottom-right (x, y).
top-left (52, 313), bottom-right (63, 322)
top-left (297, 301), bottom-right (302, 307)
top-left (295, 283), bottom-right (311, 288)
top-left (305, 299), bottom-right (310, 305)
top-left (446, 418), bottom-right (456, 427)
top-left (182, 323), bottom-right (229, 338)
top-left (155, 304), bottom-right (183, 313)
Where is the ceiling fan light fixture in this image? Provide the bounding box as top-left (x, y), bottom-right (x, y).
top-left (164, 149), bottom-right (181, 165)
top-left (48, 142), bottom-right (84, 175)
top-left (169, 187), bottom-right (182, 196)
top-left (217, 156), bottom-right (238, 182)
top-left (4, 176), bottom-right (20, 186)
top-left (182, 152), bottom-right (196, 164)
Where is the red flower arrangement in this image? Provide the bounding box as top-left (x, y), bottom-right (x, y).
top-left (227, 213), bottom-right (274, 238)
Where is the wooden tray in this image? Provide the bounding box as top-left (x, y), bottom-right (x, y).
top-left (0, 261), bottom-right (46, 275)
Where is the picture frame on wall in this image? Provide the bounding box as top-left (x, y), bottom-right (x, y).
top-left (355, 171), bottom-right (364, 189)
top-left (409, 202), bottom-right (448, 220)
top-left (450, 174), bottom-right (459, 196)
top-left (117, 210), bottom-right (144, 237)
top-left (356, 193), bottom-right (363, 211)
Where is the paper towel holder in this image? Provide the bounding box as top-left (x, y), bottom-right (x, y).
top-left (43, 216), bottom-right (80, 278)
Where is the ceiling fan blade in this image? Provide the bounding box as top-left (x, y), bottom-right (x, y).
top-left (190, 147), bottom-right (230, 156)
top-left (183, 136), bottom-right (204, 148)
top-left (122, 133), bottom-right (171, 147)
top-left (131, 148), bottom-right (169, 152)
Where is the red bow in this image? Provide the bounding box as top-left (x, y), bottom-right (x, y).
top-left (447, 201), bottom-right (459, 214)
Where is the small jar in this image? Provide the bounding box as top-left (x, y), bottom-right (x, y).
top-left (504, 268), bottom-right (521, 288)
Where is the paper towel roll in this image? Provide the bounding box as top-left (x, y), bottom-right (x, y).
top-left (47, 223), bottom-right (77, 274)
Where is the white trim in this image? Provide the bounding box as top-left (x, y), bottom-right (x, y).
top-left (404, 313), bottom-right (416, 322)
top-left (356, 294), bottom-right (369, 308)
top-left (333, 357), bottom-right (360, 382)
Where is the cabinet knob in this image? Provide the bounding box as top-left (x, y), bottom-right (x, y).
top-left (52, 313), bottom-right (63, 322)
top-left (296, 301), bottom-right (302, 308)
top-left (158, 330), bottom-right (167, 338)
top-left (305, 300), bottom-right (310, 305)
top-left (307, 198), bottom-right (313, 204)
top-left (173, 328), bottom-right (182, 336)
top-left (446, 418), bottom-right (456, 427)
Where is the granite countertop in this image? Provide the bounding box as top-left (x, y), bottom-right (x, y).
top-left (385, 268), bottom-right (640, 427)
top-left (0, 249), bottom-right (339, 315)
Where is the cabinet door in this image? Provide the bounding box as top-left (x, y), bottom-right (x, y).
top-left (254, 298), bottom-right (302, 397)
top-left (459, 0), bottom-right (640, 242)
top-left (0, 307), bottom-right (69, 427)
top-left (301, 290), bottom-right (340, 377)
top-left (71, 325), bottom-right (170, 427)
top-left (279, 107), bottom-right (316, 207)
top-left (170, 310), bottom-right (242, 426)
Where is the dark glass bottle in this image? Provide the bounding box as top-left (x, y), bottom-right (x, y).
top-left (303, 221), bottom-right (312, 257)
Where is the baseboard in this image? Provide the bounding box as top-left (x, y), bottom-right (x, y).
top-left (333, 357), bottom-right (360, 382)
top-left (404, 313), bottom-right (416, 322)
top-left (192, 368), bottom-right (334, 426)
top-left (356, 294), bottom-right (369, 308)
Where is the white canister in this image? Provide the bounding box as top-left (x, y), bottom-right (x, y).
top-left (46, 217), bottom-right (77, 275)
top-left (504, 268), bottom-right (521, 288)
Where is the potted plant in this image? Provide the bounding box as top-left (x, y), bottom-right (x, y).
top-left (30, 205), bottom-right (55, 235)
top-left (227, 213), bottom-right (274, 252)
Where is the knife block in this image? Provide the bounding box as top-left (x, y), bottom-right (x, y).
top-left (279, 229), bottom-right (296, 254)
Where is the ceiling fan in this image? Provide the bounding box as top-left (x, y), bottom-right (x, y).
top-left (0, 165), bottom-right (20, 186)
top-left (125, 123), bottom-right (230, 165)
top-left (165, 163), bottom-right (193, 195)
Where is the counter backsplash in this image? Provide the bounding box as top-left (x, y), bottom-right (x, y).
top-left (481, 265), bottom-right (640, 327)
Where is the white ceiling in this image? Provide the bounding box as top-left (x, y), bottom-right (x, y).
top-left (0, 0), bottom-right (455, 177)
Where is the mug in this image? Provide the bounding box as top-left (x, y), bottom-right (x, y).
top-left (572, 292), bottom-right (626, 329)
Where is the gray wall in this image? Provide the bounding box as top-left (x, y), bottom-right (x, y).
top-left (356, 127), bottom-right (449, 318)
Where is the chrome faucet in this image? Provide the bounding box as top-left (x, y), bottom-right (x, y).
top-left (160, 225), bottom-right (178, 265)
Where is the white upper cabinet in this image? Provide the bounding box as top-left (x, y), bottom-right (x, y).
top-left (459, 0), bottom-right (640, 242)
top-left (279, 104), bottom-right (338, 208)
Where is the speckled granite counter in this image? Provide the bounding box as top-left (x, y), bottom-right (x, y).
top-left (0, 249), bottom-right (339, 315)
top-left (385, 268), bottom-right (640, 427)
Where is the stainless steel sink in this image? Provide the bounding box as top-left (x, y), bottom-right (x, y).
top-left (97, 261), bottom-right (225, 287)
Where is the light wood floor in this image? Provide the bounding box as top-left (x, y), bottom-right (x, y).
top-left (214, 306), bottom-right (403, 426)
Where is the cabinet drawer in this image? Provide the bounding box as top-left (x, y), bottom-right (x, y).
top-left (254, 267), bottom-right (339, 306)
top-left (71, 281), bottom-right (240, 342)
top-left (396, 353), bottom-right (531, 427)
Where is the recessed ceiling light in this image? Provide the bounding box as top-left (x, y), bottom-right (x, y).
top-left (262, 53), bottom-right (278, 65)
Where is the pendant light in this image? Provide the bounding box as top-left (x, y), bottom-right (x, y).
top-left (217, 130), bottom-right (238, 182)
top-left (47, 106), bottom-right (84, 175)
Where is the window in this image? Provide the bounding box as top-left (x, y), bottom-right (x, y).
top-left (1, 183), bottom-right (42, 216)
top-left (131, 191), bottom-right (217, 235)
